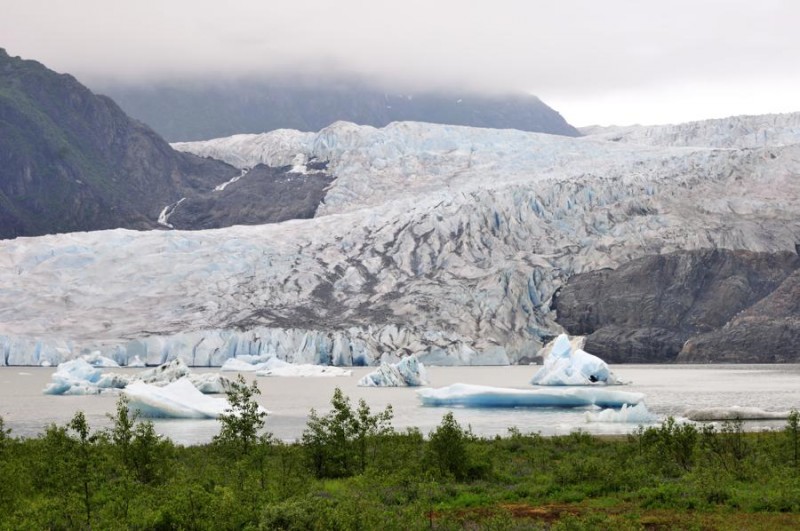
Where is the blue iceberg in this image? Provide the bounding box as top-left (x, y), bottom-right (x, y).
top-left (417, 383), bottom-right (644, 409)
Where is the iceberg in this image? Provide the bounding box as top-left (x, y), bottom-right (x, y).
top-left (80, 351), bottom-right (120, 368)
top-left (220, 358), bottom-right (262, 372)
top-left (417, 383), bottom-right (644, 409)
top-left (43, 359), bottom-right (128, 395)
top-left (254, 357), bottom-right (352, 377)
top-left (123, 378), bottom-right (231, 419)
top-left (43, 358), bottom-right (234, 395)
top-left (530, 334), bottom-right (620, 386)
top-left (684, 406), bottom-right (792, 421)
top-left (358, 355), bottom-right (428, 387)
top-left (585, 403), bottom-right (658, 423)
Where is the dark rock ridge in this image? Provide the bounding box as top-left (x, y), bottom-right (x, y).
top-left (679, 269), bottom-right (800, 362)
top-left (98, 79), bottom-right (581, 141)
top-left (167, 161), bottom-right (335, 230)
top-left (0, 48), bottom-right (239, 239)
top-left (553, 249), bottom-right (800, 363)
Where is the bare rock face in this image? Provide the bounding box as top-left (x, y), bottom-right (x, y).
top-left (553, 250), bottom-right (800, 362)
top-left (167, 162), bottom-right (335, 230)
top-left (679, 270), bottom-right (800, 362)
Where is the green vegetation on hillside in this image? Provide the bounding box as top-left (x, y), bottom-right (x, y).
top-left (1, 385), bottom-right (799, 529)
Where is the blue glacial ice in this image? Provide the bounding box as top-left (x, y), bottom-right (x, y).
top-left (530, 334), bottom-right (620, 386)
top-left (417, 383), bottom-right (644, 409)
top-left (358, 355), bottom-right (428, 387)
top-left (43, 359), bottom-right (129, 395)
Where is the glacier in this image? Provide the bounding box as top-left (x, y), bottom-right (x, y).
top-left (530, 334), bottom-right (620, 385)
top-left (417, 383), bottom-right (644, 409)
top-left (357, 355), bottom-right (428, 387)
top-left (2, 116), bottom-right (800, 366)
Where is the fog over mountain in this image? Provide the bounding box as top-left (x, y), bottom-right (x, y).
top-left (99, 79), bottom-right (580, 141)
top-left (2, 1), bottom-right (798, 125)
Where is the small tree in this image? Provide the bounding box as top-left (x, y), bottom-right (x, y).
top-left (786, 409), bottom-right (799, 470)
top-left (68, 412), bottom-right (96, 530)
top-left (301, 388), bottom-right (393, 478)
top-left (214, 375), bottom-right (268, 455)
top-left (427, 412), bottom-right (469, 480)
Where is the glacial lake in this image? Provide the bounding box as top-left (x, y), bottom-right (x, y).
top-left (2, 365), bottom-right (799, 445)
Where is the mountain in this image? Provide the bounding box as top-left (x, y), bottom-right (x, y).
top-left (2, 114), bottom-right (800, 366)
top-left (0, 48), bottom-right (239, 239)
top-left (98, 79), bottom-right (581, 141)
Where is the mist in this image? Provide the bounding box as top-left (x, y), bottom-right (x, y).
top-left (2, 0), bottom-right (798, 125)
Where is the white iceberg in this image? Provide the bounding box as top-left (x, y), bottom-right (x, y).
top-left (684, 406), bottom-right (792, 421)
top-left (358, 355), bottom-right (428, 387)
top-left (123, 378), bottom-right (231, 419)
top-left (417, 383), bottom-right (644, 409)
top-left (254, 357), bottom-right (352, 377)
top-left (220, 358), bottom-right (262, 372)
top-left (530, 334), bottom-right (620, 386)
top-left (585, 403), bottom-right (658, 423)
top-left (188, 373), bottom-right (234, 394)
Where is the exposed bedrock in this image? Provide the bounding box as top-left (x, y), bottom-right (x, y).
top-left (553, 249), bottom-right (800, 362)
top-left (678, 269), bottom-right (800, 362)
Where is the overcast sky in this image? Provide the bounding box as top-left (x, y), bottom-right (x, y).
top-left (2, 0), bottom-right (798, 126)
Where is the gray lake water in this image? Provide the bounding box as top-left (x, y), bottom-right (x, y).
top-left (2, 364), bottom-right (799, 445)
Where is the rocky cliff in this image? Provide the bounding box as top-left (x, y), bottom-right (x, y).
top-left (553, 250), bottom-right (800, 363)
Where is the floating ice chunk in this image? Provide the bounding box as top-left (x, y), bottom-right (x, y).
top-left (188, 373), bottom-right (234, 394)
top-left (417, 383), bottom-right (644, 408)
top-left (684, 406), bottom-right (792, 421)
top-left (123, 378), bottom-right (230, 419)
top-left (585, 403), bottom-right (658, 423)
top-left (255, 358), bottom-right (352, 377)
top-left (127, 356), bottom-right (146, 368)
top-left (220, 358), bottom-right (262, 372)
top-left (135, 358), bottom-right (191, 383)
top-left (43, 359), bottom-right (128, 395)
top-left (81, 351), bottom-right (120, 368)
top-left (531, 334), bottom-right (620, 386)
top-left (43, 358), bottom-right (234, 395)
top-left (358, 355), bottom-right (428, 387)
